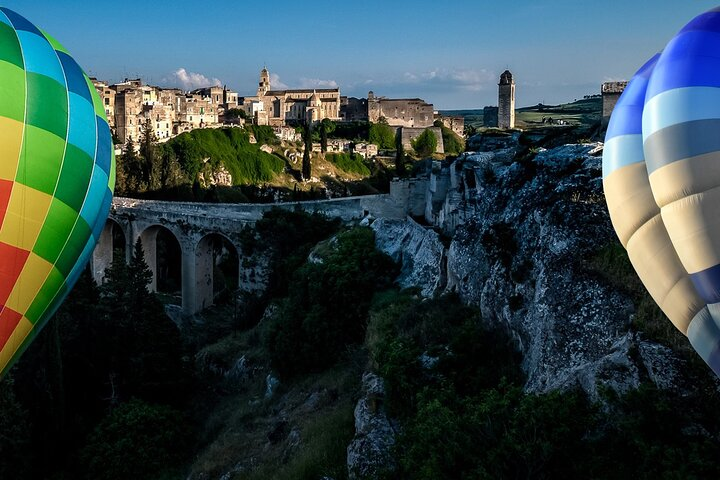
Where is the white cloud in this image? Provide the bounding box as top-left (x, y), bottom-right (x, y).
top-left (298, 77), bottom-right (339, 89)
top-left (171, 68), bottom-right (221, 90)
top-left (397, 68), bottom-right (494, 92)
top-left (270, 73), bottom-right (288, 90)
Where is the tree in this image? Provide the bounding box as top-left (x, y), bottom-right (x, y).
top-left (395, 128), bottom-right (406, 177)
top-left (120, 136), bottom-right (142, 194)
top-left (319, 118), bottom-right (336, 154)
top-left (302, 123), bottom-right (312, 180)
top-left (266, 227), bottom-right (398, 377)
top-left (411, 128), bottom-right (438, 157)
top-left (98, 239), bottom-right (189, 403)
top-left (369, 119), bottom-right (395, 149)
top-left (80, 399), bottom-right (189, 480)
top-left (139, 118), bottom-right (160, 191)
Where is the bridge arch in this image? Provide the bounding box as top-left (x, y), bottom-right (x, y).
top-left (91, 218), bottom-right (128, 284)
top-left (136, 224), bottom-right (183, 296)
top-left (193, 232), bottom-right (240, 311)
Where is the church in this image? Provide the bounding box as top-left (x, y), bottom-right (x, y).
top-left (241, 67), bottom-right (341, 126)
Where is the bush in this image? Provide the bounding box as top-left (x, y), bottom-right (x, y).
top-left (411, 129), bottom-right (438, 157)
top-left (266, 227), bottom-right (398, 377)
top-left (369, 122), bottom-right (396, 149)
top-left (80, 399), bottom-right (189, 480)
top-left (327, 152), bottom-right (371, 176)
top-left (243, 208), bottom-right (342, 298)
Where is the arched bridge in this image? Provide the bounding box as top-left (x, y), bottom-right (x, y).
top-left (90, 194), bottom-right (405, 315)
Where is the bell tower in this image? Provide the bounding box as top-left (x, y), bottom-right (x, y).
top-left (258, 66), bottom-right (270, 97)
top-left (498, 70), bottom-right (515, 129)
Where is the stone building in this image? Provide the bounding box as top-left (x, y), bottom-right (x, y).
top-left (340, 96), bottom-right (368, 121)
top-left (241, 67), bottom-right (341, 126)
top-left (483, 106), bottom-right (499, 128)
top-left (437, 115), bottom-right (465, 137)
top-left (95, 78), bottom-right (228, 145)
top-left (601, 81), bottom-right (628, 130)
top-left (498, 70), bottom-right (515, 129)
top-left (192, 85), bottom-right (239, 114)
top-left (367, 91), bottom-right (434, 128)
top-left (91, 78), bottom-right (116, 128)
top-left (114, 86), bottom-right (144, 145)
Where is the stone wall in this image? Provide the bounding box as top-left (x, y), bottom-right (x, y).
top-left (483, 106), bottom-right (498, 127)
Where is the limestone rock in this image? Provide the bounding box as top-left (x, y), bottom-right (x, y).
top-left (377, 141), bottom-right (689, 397)
top-left (372, 217), bottom-right (445, 297)
top-left (347, 372), bottom-right (396, 480)
top-left (265, 374), bottom-right (280, 399)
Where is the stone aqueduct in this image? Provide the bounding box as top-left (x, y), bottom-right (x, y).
top-left (90, 195), bottom-right (405, 315)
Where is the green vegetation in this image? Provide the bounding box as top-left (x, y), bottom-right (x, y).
top-left (4, 209), bottom-right (720, 479)
top-left (115, 127), bottom-right (284, 196)
top-left (80, 399), bottom-right (189, 480)
top-left (266, 227), bottom-right (398, 377)
top-left (327, 152), bottom-right (371, 176)
top-left (319, 118), bottom-right (336, 153)
top-left (168, 127), bottom-right (284, 184)
top-left (369, 119), bottom-right (396, 149)
top-left (441, 97), bottom-right (602, 132)
top-left (369, 292), bottom-right (720, 480)
top-left (434, 120), bottom-right (465, 156)
top-left (411, 128), bottom-right (438, 157)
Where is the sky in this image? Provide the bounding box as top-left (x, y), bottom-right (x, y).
top-left (1, 0), bottom-right (719, 109)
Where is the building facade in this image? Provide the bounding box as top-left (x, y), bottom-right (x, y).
top-left (241, 67), bottom-right (341, 126)
top-left (94, 78), bottom-right (236, 145)
top-left (367, 91), bottom-right (434, 128)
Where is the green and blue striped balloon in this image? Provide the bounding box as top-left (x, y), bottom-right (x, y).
top-left (0, 7), bottom-right (114, 376)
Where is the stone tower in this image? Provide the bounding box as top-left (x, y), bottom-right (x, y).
top-left (498, 70), bottom-right (515, 129)
top-left (257, 67), bottom-right (270, 97)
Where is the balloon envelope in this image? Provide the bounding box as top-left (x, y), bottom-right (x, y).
top-left (605, 7), bottom-right (720, 376)
top-left (0, 8), bottom-right (114, 377)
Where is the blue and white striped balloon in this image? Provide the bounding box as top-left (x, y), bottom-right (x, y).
top-left (604, 7), bottom-right (720, 376)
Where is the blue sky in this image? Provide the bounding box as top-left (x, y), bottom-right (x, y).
top-left (2, 1), bottom-right (718, 109)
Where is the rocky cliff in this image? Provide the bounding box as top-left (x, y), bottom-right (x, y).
top-left (373, 141), bottom-right (684, 399)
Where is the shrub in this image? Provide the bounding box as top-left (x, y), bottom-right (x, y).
top-left (369, 122), bottom-right (396, 149)
top-left (411, 129), bottom-right (438, 157)
top-left (80, 399), bottom-right (189, 480)
top-left (266, 227), bottom-right (398, 377)
top-left (327, 152), bottom-right (371, 176)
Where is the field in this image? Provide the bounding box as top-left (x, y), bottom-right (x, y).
top-left (441, 96), bottom-right (601, 130)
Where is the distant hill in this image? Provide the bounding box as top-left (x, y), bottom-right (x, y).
top-left (441, 97), bottom-right (601, 130)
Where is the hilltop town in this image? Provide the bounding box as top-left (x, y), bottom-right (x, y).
top-left (92, 66), bottom-right (471, 152)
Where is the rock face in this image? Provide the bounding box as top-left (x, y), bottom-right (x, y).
top-left (374, 140), bottom-right (683, 398)
top-left (371, 218), bottom-right (445, 297)
top-left (347, 372), bottom-right (396, 480)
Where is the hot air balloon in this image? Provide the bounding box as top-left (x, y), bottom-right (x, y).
top-left (0, 8), bottom-right (114, 377)
top-left (604, 7), bottom-right (720, 376)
